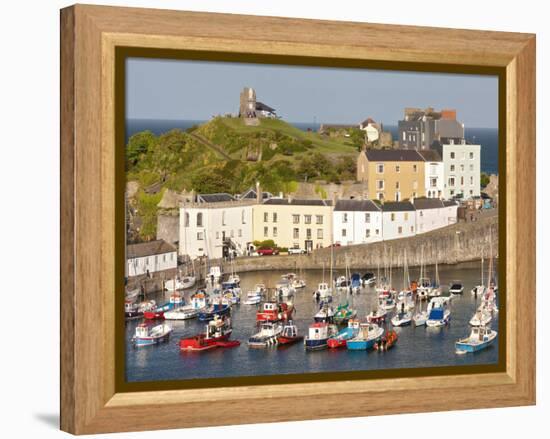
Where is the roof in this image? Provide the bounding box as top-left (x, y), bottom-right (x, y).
top-left (239, 188), bottom-right (273, 200)
top-left (381, 201), bottom-right (415, 212)
top-left (364, 149), bottom-right (424, 162)
top-left (263, 198), bottom-right (332, 206)
top-left (417, 150), bottom-right (442, 162)
top-left (255, 101), bottom-right (276, 113)
top-left (334, 199), bottom-right (381, 212)
top-left (127, 240), bottom-right (176, 259)
top-left (443, 200), bottom-right (459, 207)
top-left (197, 193), bottom-right (235, 203)
top-left (413, 198), bottom-right (445, 210)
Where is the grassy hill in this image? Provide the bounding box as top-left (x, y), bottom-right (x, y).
top-left (126, 116), bottom-right (361, 240)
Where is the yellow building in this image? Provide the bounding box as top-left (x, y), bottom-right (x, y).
top-left (357, 149), bottom-right (426, 201)
top-left (253, 198), bottom-right (333, 252)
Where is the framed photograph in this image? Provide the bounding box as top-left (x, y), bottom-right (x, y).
top-left (60, 4), bottom-right (536, 434)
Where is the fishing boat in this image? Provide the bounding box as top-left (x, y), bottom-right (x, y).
top-left (314, 303), bottom-right (335, 323)
top-left (304, 322), bottom-right (337, 351)
top-left (164, 292), bottom-right (208, 320)
top-left (314, 282), bottom-right (332, 301)
top-left (243, 291), bottom-right (262, 305)
top-left (333, 303), bottom-right (357, 325)
top-left (449, 281), bottom-right (464, 295)
top-left (277, 321), bottom-right (304, 346)
top-left (256, 301), bottom-right (295, 322)
top-left (276, 278), bottom-right (295, 298)
top-left (248, 322), bottom-right (283, 348)
top-left (351, 273), bottom-right (362, 293)
top-left (469, 309), bottom-right (493, 326)
top-left (198, 298), bottom-right (231, 321)
top-left (366, 307), bottom-right (387, 324)
top-left (362, 272), bottom-right (376, 286)
top-left (374, 330), bottom-right (398, 351)
top-left (426, 297), bottom-right (452, 327)
top-left (143, 302), bottom-right (175, 320)
top-left (223, 288), bottom-right (241, 305)
top-left (207, 266), bottom-right (223, 285)
top-left (132, 323), bottom-right (172, 347)
top-left (346, 323), bottom-right (384, 350)
top-left (169, 292), bottom-right (184, 307)
top-left (125, 299), bottom-right (156, 320)
top-left (179, 316), bottom-right (238, 351)
top-left (455, 325), bottom-right (497, 353)
top-left (379, 296), bottom-right (396, 310)
top-left (327, 319), bottom-right (360, 348)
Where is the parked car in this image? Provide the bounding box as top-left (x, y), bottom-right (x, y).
top-left (257, 247), bottom-right (279, 256)
top-left (287, 247), bottom-right (306, 255)
top-left (329, 243), bottom-right (341, 248)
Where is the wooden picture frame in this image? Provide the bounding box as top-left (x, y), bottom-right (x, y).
top-left (60, 4), bottom-right (536, 434)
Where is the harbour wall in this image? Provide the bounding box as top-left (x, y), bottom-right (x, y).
top-left (221, 214), bottom-right (498, 272)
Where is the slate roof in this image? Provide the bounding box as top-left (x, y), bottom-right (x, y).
top-left (413, 198), bottom-right (445, 210)
top-left (239, 188), bottom-right (273, 200)
top-left (197, 193), bottom-right (235, 203)
top-left (256, 102), bottom-right (276, 113)
top-left (443, 200), bottom-right (459, 207)
top-left (334, 200), bottom-right (381, 212)
top-left (263, 198), bottom-right (332, 206)
top-left (364, 149), bottom-right (424, 162)
top-left (381, 201), bottom-right (415, 212)
top-left (417, 150), bottom-right (442, 162)
top-left (127, 240), bottom-right (176, 259)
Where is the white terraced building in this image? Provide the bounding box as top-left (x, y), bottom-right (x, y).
top-left (332, 199), bottom-right (383, 246)
top-left (179, 193), bottom-right (255, 260)
top-left (439, 139), bottom-right (481, 199)
top-left (413, 198), bottom-right (458, 234)
top-left (126, 239), bottom-right (177, 277)
top-left (381, 201), bottom-right (417, 240)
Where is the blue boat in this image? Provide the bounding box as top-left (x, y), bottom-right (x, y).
top-left (132, 323), bottom-right (172, 347)
top-left (346, 323), bottom-right (384, 351)
top-left (455, 326), bottom-right (497, 353)
top-left (304, 322), bottom-right (337, 351)
top-left (351, 273), bottom-right (362, 291)
top-left (198, 299), bottom-right (231, 321)
top-left (328, 320), bottom-right (360, 348)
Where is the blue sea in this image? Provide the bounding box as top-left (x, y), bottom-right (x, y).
top-left (126, 119), bottom-right (499, 175)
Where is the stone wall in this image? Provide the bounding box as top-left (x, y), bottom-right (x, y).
top-left (227, 214), bottom-right (498, 272)
top-left (156, 213), bottom-right (179, 246)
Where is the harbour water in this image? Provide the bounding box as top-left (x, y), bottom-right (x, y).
top-left (125, 260), bottom-right (499, 382)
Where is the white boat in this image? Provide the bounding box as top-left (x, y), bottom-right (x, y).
top-left (416, 247), bottom-right (431, 299)
top-left (207, 266), bottom-right (222, 284)
top-left (426, 297), bottom-right (452, 327)
top-left (391, 310), bottom-right (412, 326)
top-left (276, 278), bottom-right (295, 297)
top-left (244, 291), bottom-right (262, 305)
top-left (314, 304), bottom-right (335, 323)
top-left (397, 290), bottom-right (415, 310)
top-left (248, 322), bottom-right (283, 348)
top-left (469, 309), bottom-right (493, 326)
top-left (292, 278), bottom-right (306, 289)
top-left (125, 287), bottom-right (140, 301)
top-left (164, 292), bottom-right (208, 320)
top-left (428, 259), bottom-right (442, 297)
top-left (165, 276), bottom-right (196, 291)
top-left (379, 296), bottom-right (396, 310)
top-left (449, 281), bottom-right (464, 295)
top-left (132, 323), bottom-right (172, 347)
top-left (335, 275), bottom-right (349, 289)
top-left (413, 310), bottom-right (428, 326)
top-left (314, 282), bottom-right (333, 300)
top-left (455, 326), bottom-right (497, 353)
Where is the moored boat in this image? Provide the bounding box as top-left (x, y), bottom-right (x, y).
top-left (314, 303), bottom-right (334, 323)
top-left (362, 272), bottom-right (376, 286)
top-left (198, 298), bottom-right (231, 321)
top-left (449, 281), bottom-right (464, 295)
top-left (455, 325), bottom-right (497, 353)
top-left (327, 319), bottom-right (360, 349)
top-left (277, 321), bottom-right (304, 345)
top-left (132, 323), bottom-right (172, 347)
top-left (391, 310), bottom-right (412, 327)
top-left (346, 323), bottom-right (384, 350)
top-left (426, 297), bottom-right (452, 327)
top-left (256, 301), bottom-right (295, 322)
top-left (304, 322), bottom-right (337, 351)
top-left (366, 307), bottom-right (387, 324)
top-left (333, 303), bottom-right (357, 325)
top-left (469, 309), bottom-right (492, 327)
top-left (179, 315), bottom-right (237, 351)
top-left (164, 292), bottom-right (208, 320)
top-left (248, 321), bottom-right (283, 348)
top-left (374, 330), bottom-right (398, 351)
top-left (143, 301), bottom-right (175, 320)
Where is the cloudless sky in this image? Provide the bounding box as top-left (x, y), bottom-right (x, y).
top-left (126, 58), bottom-right (498, 128)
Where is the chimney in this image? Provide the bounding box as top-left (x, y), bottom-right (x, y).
top-left (287, 193), bottom-right (293, 203)
top-left (255, 181), bottom-right (262, 204)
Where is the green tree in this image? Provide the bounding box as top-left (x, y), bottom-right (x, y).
top-left (126, 130), bottom-right (156, 169)
top-left (480, 172), bottom-right (490, 188)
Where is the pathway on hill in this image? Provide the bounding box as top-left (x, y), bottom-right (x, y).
top-left (188, 132), bottom-right (233, 160)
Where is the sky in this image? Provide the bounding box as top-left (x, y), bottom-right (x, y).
top-left (126, 58), bottom-right (498, 129)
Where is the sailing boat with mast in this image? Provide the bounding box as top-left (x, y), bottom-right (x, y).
top-left (392, 250), bottom-right (413, 326)
top-left (470, 255), bottom-right (486, 297)
top-left (428, 256), bottom-right (442, 298)
top-left (416, 245), bottom-right (431, 300)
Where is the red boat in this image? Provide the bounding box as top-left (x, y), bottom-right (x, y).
top-left (277, 321), bottom-right (303, 346)
top-left (179, 316), bottom-right (237, 351)
top-left (256, 301), bottom-right (295, 322)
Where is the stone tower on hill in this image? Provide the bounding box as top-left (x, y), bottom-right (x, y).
top-left (239, 87), bottom-right (257, 118)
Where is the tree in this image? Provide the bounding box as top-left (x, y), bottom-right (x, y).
top-left (126, 131), bottom-right (156, 169)
top-left (480, 172), bottom-right (490, 188)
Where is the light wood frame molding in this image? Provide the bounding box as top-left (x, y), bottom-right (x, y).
top-left (60, 4), bottom-right (536, 434)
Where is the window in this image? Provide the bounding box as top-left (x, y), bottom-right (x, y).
top-left (404, 212), bottom-right (409, 220)
top-left (450, 164), bottom-right (455, 172)
top-left (375, 229), bottom-right (380, 235)
top-left (197, 232), bottom-right (204, 240)
top-left (460, 164), bottom-right (465, 172)
top-left (163, 254), bottom-right (166, 262)
top-left (365, 213), bottom-right (371, 223)
top-left (470, 189), bottom-right (474, 195)
top-left (469, 152), bottom-right (474, 159)
top-left (316, 215), bottom-right (323, 224)
top-left (449, 177), bottom-right (455, 187)
top-left (292, 215), bottom-right (300, 224)
top-left (450, 190), bottom-right (455, 196)
top-left (395, 192), bottom-right (400, 202)
top-left (470, 164), bottom-right (474, 171)
top-left (342, 229), bottom-right (347, 237)
top-left (317, 229), bottom-right (323, 239)
top-left (460, 176), bottom-right (464, 186)
top-left (293, 228), bottom-right (299, 239)
top-left (238, 229), bottom-right (242, 237)
top-left (366, 229), bottom-right (371, 238)
top-left (410, 226), bottom-right (414, 233)
top-left (377, 192), bottom-right (384, 201)
top-left (450, 152), bottom-right (455, 159)
top-left (305, 215), bottom-right (312, 224)
top-left (376, 180), bottom-right (385, 190)
top-left (412, 192), bottom-right (417, 198)
top-left (222, 211), bottom-right (226, 226)
top-left (419, 211), bottom-right (424, 217)
top-left (395, 165), bottom-right (400, 173)
top-left (263, 226), bottom-right (269, 237)
top-left (264, 212), bottom-right (268, 222)
top-left (470, 176), bottom-right (474, 185)
top-left (398, 226), bottom-right (403, 234)
top-left (395, 181), bottom-right (400, 189)
top-left (391, 213), bottom-right (396, 221)
top-left (273, 227), bottom-right (277, 237)
top-left (377, 163), bottom-right (384, 173)
top-left (342, 213), bottom-right (348, 223)
top-left (184, 212), bottom-right (189, 227)
top-left (306, 228), bottom-right (312, 239)
top-left (413, 164), bottom-right (418, 172)
top-left (196, 212), bottom-right (203, 227)
top-left (242, 210), bottom-right (246, 224)
top-left (273, 212), bottom-right (278, 223)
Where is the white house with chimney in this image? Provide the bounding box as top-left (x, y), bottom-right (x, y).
top-left (413, 198), bottom-right (458, 234)
top-left (332, 200), bottom-right (383, 245)
top-left (381, 202), bottom-right (417, 240)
